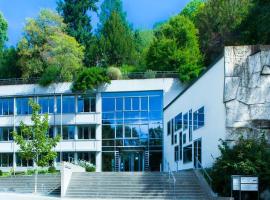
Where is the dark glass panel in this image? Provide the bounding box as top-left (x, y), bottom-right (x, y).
top-left (103, 98), bottom-right (115, 111)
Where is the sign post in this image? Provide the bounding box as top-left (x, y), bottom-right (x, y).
top-left (231, 175), bottom-right (259, 200)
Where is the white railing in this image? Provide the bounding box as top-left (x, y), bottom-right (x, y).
top-left (194, 156), bottom-right (213, 189)
top-left (165, 159), bottom-right (176, 200)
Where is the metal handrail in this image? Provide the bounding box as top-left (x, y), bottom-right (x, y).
top-left (195, 156), bottom-right (213, 188)
top-left (165, 159), bottom-right (176, 200)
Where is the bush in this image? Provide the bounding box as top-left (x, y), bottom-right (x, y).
top-left (48, 166), bottom-right (57, 173)
top-left (144, 70), bottom-right (156, 79)
top-left (0, 170), bottom-right (2, 176)
top-left (107, 66), bottom-right (122, 80)
top-left (78, 160), bottom-right (96, 172)
top-left (72, 67), bottom-right (111, 93)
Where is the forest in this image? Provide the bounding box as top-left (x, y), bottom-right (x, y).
top-left (0, 0), bottom-right (269, 86)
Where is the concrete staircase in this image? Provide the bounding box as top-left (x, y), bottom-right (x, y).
top-left (65, 171), bottom-right (210, 199)
top-left (0, 174), bottom-right (61, 195)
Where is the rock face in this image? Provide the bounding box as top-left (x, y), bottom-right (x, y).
top-left (224, 46), bottom-right (270, 138)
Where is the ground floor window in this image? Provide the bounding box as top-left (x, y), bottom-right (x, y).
top-left (62, 152), bottom-right (75, 162)
top-left (183, 145), bottom-right (192, 163)
top-left (77, 152), bottom-right (96, 165)
top-left (16, 153), bottom-right (33, 167)
top-left (102, 152), bottom-right (114, 172)
top-left (0, 153), bottom-right (13, 167)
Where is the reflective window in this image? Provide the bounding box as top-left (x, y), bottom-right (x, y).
top-left (62, 96), bottom-right (75, 113)
top-left (77, 152), bottom-right (96, 165)
top-left (116, 125), bottom-right (123, 138)
top-left (62, 152), bottom-right (74, 162)
top-left (132, 97), bottom-right (139, 110)
top-left (78, 95), bottom-right (96, 113)
top-left (38, 96), bottom-right (54, 114)
top-left (175, 113), bottom-right (182, 132)
top-left (78, 125), bottom-right (96, 139)
top-left (16, 153), bottom-right (33, 167)
top-left (0, 153), bottom-right (13, 167)
top-left (183, 113), bottom-right (188, 130)
top-left (149, 96), bottom-right (162, 111)
top-left (56, 96), bottom-right (61, 113)
top-left (174, 146), bottom-right (179, 162)
top-left (61, 126), bottom-right (75, 140)
top-left (16, 97), bottom-right (32, 115)
top-left (193, 107), bottom-right (205, 130)
top-left (183, 145), bottom-right (192, 163)
top-left (141, 97), bottom-right (148, 111)
top-left (102, 125), bottom-right (115, 139)
top-left (0, 127), bottom-right (13, 141)
top-left (47, 127), bottom-right (54, 138)
top-left (124, 97), bottom-right (132, 111)
top-left (103, 98), bottom-right (115, 111)
top-left (189, 110), bottom-right (192, 141)
top-left (0, 98), bottom-right (14, 115)
top-left (116, 98), bottom-right (123, 111)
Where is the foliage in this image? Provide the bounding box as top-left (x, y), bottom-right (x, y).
top-left (12, 99), bottom-right (61, 167)
top-left (72, 67), bottom-right (111, 93)
top-left (17, 9), bottom-right (84, 85)
top-left (78, 160), bottom-right (96, 172)
top-left (0, 47), bottom-right (21, 78)
top-left (210, 135), bottom-right (270, 196)
top-left (48, 166), bottom-right (57, 173)
top-left (57, 0), bottom-right (98, 67)
top-left (196, 0), bottom-right (252, 64)
top-left (98, 11), bottom-right (136, 66)
top-left (144, 70), bottom-right (156, 79)
top-left (0, 170), bottom-right (2, 176)
top-left (146, 15), bottom-right (203, 83)
top-left (107, 66), bottom-right (122, 80)
top-left (98, 0), bottom-right (128, 30)
top-left (181, 0), bottom-right (204, 22)
top-left (0, 12), bottom-right (8, 50)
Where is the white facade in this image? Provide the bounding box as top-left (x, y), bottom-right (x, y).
top-left (163, 58), bottom-right (227, 171)
top-left (0, 78), bottom-right (182, 172)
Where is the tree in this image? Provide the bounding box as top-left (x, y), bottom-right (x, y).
top-left (0, 12), bottom-right (8, 50)
top-left (146, 15), bottom-right (203, 83)
top-left (98, 11), bottom-right (136, 66)
top-left (196, 0), bottom-right (252, 64)
top-left (98, 0), bottom-right (127, 30)
top-left (57, 0), bottom-right (98, 67)
top-left (210, 135), bottom-right (270, 196)
top-left (181, 0), bottom-right (204, 22)
top-left (12, 100), bottom-right (61, 192)
top-left (0, 47), bottom-right (21, 78)
top-left (17, 9), bottom-right (84, 85)
top-left (72, 67), bottom-right (110, 93)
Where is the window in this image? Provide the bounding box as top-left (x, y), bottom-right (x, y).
top-left (124, 97), bottom-right (132, 110)
top-left (189, 110), bottom-right (192, 141)
top-left (149, 96), bottom-right (162, 111)
top-left (179, 132), bottom-right (183, 160)
top-left (183, 133), bottom-right (186, 144)
top-left (174, 134), bottom-right (177, 144)
top-left (62, 126), bottom-right (75, 140)
top-left (116, 125), bottom-right (123, 138)
top-left (183, 113), bottom-right (188, 130)
top-left (0, 127), bottom-right (13, 141)
top-left (77, 152), bottom-right (96, 165)
top-left (62, 96), bottom-right (75, 113)
top-left (78, 125), bottom-right (96, 139)
top-left (174, 146), bottom-right (179, 162)
top-left (38, 96), bottom-right (54, 114)
top-left (16, 153), bottom-right (33, 167)
top-left (0, 98), bottom-right (14, 115)
top-left (175, 113), bottom-right (182, 131)
top-left (140, 97), bottom-right (148, 111)
top-left (47, 127), bottom-right (54, 138)
top-left (102, 125), bottom-right (115, 139)
top-left (56, 96), bottom-right (61, 113)
top-left (193, 107), bottom-right (205, 130)
top-left (62, 152), bottom-right (74, 162)
top-left (0, 153), bottom-right (13, 167)
top-left (183, 145), bottom-right (192, 163)
top-left (167, 121), bottom-right (171, 135)
top-left (77, 96), bottom-right (96, 113)
top-left (16, 97), bottom-right (32, 115)
top-left (116, 98), bottom-right (123, 111)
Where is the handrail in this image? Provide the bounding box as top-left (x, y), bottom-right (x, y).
top-left (195, 156), bottom-right (213, 188)
top-left (165, 159), bottom-right (176, 200)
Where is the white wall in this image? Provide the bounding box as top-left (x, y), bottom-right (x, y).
top-left (164, 58), bottom-right (227, 171)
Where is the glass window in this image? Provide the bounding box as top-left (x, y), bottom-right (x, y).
top-left (132, 97), bottom-right (139, 110)
top-left (116, 125), bottom-right (123, 138)
top-left (0, 127), bottom-right (13, 141)
top-left (102, 125), bottom-right (115, 139)
top-left (183, 145), bottom-right (192, 163)
top-left (16, 153), bottom-right (33, 167)
top-left (124, 97), bottom-right (132, 111)
top-left (149, 124), bottom-right (162, 139)
top-left (193, 107), bottom-right (205, 130)
top-left (0, 98), bottom-right (14, 115)
top-left (62, 152), bottom-right (74, 162)
top-left (189, 110), bottom-right (192, 141)
top-left (47, 127), bottom-right (54, 138)
top-left (140, 97), bottom-right (148, 111)
top-left (116, 98), bottom-right (123, 111)
top-left (38, 96), bottom-right (54, 114)
top-left (77, 152), bottom-right (96, 165)
top-left (140, 124), bottom-right (148, 139)
top-left (78, 96), bottom-right (96, 113)
top-left (175, 113), bottom-right (182, 131)
top-left (62, 126), bottom-right (75, 140)
top-left (174, 146), bottom-right (179, 162)
top-left (62, 96), bottom-right (75, 113)
top-left (124, 125), bottom-right (132, 138)
top-left (179, 132), bottom-right (183, 160)
top-left (167, 121), bottom-right (171, 135)
top-left (149, 96), bottom-right (162, 111)
top-left (16, 97), bottom-right (32, 115)
top-left (132, 125), bottom-right (140, 138)
top-left (0, 153), bottom-right (13, 167)
top-left (183, 113), bottom-right (188, 130)
top-left (103, 98), bottom-right (115, 111)
top-left (78, 125), bottom-right (96, 139)
top-left (56, 96), bottom-right (61, 113)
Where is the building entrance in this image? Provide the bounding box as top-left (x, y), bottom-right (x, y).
top-left (120, 151), bottom-right (144, 172)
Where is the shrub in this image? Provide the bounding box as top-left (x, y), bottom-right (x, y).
top-left (48, 166), bottom-right (57, 173)
top-left (72, 67), bottom-right (111, 93)
top-left (107, 66), bottom-right (122, 80)
top-left (144, 70), bottom-right (157, 79)
top-left (78, 160), bottom-right (96, 172)
top-left (0, 170), bottom-right (2, 176)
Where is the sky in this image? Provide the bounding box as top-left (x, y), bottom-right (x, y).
top-left (0, 0), bottom-right (191, 46)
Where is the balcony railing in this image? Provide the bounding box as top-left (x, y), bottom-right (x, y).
top-left (0, 71), bottom-right (179, 86)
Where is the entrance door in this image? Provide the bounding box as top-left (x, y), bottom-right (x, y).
top-left (193, 138), bottom-right (202, 168)
top-left (120, 151), bottom-right (143, 172)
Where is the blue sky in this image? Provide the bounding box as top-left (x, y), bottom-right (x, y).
top-left (0, 0), bottom-right (190, 46)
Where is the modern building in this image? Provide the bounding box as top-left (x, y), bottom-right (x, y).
top-left (0, 45), bottom-right (269, 173)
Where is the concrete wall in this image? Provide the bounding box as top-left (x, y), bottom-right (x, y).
top-left (164, 58), bottom-right (226, 171)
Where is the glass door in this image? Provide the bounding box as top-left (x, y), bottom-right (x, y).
top-left (193, 138), bottom-right (202, 168)
top-left (120, 151), bottom-right (143, 172)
